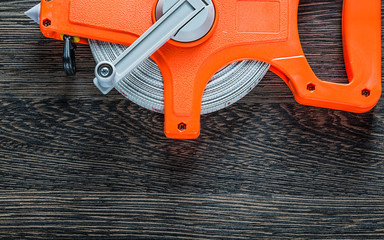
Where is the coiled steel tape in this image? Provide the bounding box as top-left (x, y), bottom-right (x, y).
top-left (89, 39), bottom-right (270, 114)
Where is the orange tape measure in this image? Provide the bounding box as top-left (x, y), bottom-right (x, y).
top-left (38, 0), bottom-right (382, 139)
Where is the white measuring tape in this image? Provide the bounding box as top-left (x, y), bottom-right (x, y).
top-left (89, 39), bottom-right (270, 114)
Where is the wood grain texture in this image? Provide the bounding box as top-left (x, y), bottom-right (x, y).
top-left (1, 192), bottom-right (384, 239)
top-left (0, 0), bottom-right (384, 239)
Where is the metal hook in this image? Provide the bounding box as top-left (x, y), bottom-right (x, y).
top-left (63, 35), bottom-right (77, 76)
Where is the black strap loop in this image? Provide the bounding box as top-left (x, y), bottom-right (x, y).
top-left (63, 35), bottom-right (77, 76)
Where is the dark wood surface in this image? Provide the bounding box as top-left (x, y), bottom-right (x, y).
top-left (1, 0), bottom-right (384, 239)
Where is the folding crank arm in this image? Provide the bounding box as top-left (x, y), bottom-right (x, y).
top-left (93, 0), bottom-right (210, 94)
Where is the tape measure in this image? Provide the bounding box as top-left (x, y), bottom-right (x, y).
top-left (27, 0), bottom-right (382, 139)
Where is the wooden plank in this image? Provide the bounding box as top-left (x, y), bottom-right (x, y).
top-left (1, 99), bottom-right (384, 196)
top-left (0, 192), bottom-right (384, 239)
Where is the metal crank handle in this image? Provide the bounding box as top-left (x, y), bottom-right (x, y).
top-left (93, 0), bottom-right (210, 94)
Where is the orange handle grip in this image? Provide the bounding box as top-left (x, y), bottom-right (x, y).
top-left (343, 0), bottom-right (382, 84)
top-left (283, 0), bottom-right (381, 113)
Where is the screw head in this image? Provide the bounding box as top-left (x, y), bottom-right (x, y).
top-left (362, 89), bottom-right (371, 97)
top-left (178, 123), bottom-right (187, 132)
top-left (98, 64), bottom-right (113, 78)
top-left (307, 83), bottom-right (316, 91)
top-left (42, 19), bottom-right (51, 27)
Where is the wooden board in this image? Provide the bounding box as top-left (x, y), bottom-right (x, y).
top-left (0, 0), bottom-right (383, 239)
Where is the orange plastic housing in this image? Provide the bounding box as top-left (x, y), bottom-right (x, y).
top-left (40, 0), bottom-right (382, 139)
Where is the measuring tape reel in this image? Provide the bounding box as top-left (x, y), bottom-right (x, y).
top-left (89, 39), bottom-right (270, 115)
top-left (27, 0), bottom-right (381, 139)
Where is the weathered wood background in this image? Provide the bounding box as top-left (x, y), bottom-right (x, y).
top-left (1, 0), bottom-right (384, 239)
